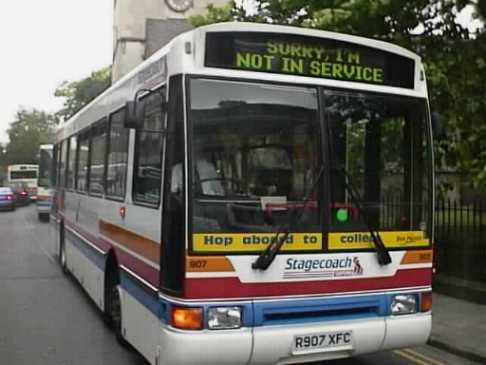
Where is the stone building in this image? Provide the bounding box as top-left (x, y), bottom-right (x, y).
top-left (113, 0), bottom-right (228, 82)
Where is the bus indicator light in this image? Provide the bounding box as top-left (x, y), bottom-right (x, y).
top-left (421, 292), bottom-right (432, 312)
top-left (171, 307), bottom-right (203, 330)
top-left (119, 206), bottom-right (126, 219)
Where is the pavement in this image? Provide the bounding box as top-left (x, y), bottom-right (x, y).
top-left (430, 292), bottom-right (486, 363)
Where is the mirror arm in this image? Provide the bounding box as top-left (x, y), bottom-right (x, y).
top-left (134, 88), bottom-right (153, 102)
top-left (124, 87), bottom-right (167, 129)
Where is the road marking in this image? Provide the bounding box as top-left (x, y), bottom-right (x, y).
top-left (393, 349), bottom-right (446, 365)
top-left (401, 349), bottom-right (447, 365)
top-left (394, 350), bottom-right (431, 365)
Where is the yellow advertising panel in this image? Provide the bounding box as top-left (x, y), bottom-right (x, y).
top-left (192, 231), bottom-right (429, 253)
top-left (193, 233), bottom-right (322, 253)
top-left (328, 231), bottom-right (430, 250)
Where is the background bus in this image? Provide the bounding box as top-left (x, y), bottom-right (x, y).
top-left (37, 144), bottom-right (54, 221)
top-left (7, 164), bottom-right (38, 203)
top-left (52, 22), bottom-right (434, 365)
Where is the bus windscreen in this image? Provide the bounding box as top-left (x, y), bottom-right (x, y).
top-left (38, 149), bottom-right (53, 187)
top-left (10, 170), bottom-right (37, 180)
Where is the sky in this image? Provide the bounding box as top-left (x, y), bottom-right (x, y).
top-left (0, 1), bottom-right (481, 144)
top-left (0, 0), bottom-right (114, 143)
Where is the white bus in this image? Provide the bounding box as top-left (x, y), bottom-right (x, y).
top-left (52, 22), bottom-right (434, 365)
top-left (37, 144), bottom-right (54, 221)
top-left (7, 164), bottom-right (38, 201)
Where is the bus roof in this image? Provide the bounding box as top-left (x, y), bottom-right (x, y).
top-left (195, 22), bottom-right (421, 60)
top-left (8, 164), bottom-right (38, 169)
top-left (57, 22), bottom-right (426, 141)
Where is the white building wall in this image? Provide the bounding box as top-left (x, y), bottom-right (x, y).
top-left (113, 0), bottom-right (229, 82)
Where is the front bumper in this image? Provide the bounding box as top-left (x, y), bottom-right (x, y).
top-left (158, 312), bottom-right (431, 365)
top-left (36, 201), bottom-right (51, 213)
top-left (0, 201), bottom-right (15, 210)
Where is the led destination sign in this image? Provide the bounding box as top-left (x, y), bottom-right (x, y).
top-left (205, 32), bottom-right (415, 89)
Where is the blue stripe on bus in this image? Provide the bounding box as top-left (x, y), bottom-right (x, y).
top-left (119, 271), bottom-right (254, 327)
top-left (65, 228), bottom-right (106, 271)
top-left (120, 269), bottom-right (164, 320)
top-left (64, 226), bottom-right (411, 328)
top-left (118, 272), bottom-right (392, 328)
top-left (64, 227), bottom-right (166, 321)
top-left (252, 294), bottom-right (389, 326)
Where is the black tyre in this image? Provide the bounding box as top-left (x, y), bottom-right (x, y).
top-left (59, 225), bottom-right (68, 274)
top-left (105, 268), bottom-right (128, 346)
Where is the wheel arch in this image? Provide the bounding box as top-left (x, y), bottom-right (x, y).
top-left (104, 249), bottom-right (120, 311)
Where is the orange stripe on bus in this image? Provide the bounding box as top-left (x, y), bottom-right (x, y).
top-left (99, 220), bottom-right (160, 264)
top-left (186, 256), bottom-right (235, 272)
top-left (400, 250), bottom-right (433, 264)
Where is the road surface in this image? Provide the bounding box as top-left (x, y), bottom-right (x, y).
top-left (0, 206), bottom-right (477, 365)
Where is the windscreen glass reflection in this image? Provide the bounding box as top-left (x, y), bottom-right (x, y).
top-left (189, 79), bottom-right (322, 233)
top-left (325, 90), bottom-right (431, 235)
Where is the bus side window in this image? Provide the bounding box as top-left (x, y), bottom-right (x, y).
top-left (51, 144), bottom-right (59, 188)
top-left (132, 87), bottom-right (166, 206)
top-left (76, 131), bottom-right (91, 192)
top-left (106, 109), bottom-right (129, 199)
top-left (66, 135), bottom-right (77, 190)
top-left (60, 139), bottom-right (69, 188)
top-left (55, 143), bottom-right (62, 189)
top-left (89, 119), bottom-right (108, 196)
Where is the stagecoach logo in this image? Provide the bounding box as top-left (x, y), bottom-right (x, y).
top-left (283, 256), bottom-right (364, 279)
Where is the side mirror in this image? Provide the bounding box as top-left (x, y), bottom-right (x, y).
top-left (123, 99), bottom-right (146, 129)
top-left (124, 88), bottom-right (167, 130)
top-left (431, 112), bottom-right (446, 141)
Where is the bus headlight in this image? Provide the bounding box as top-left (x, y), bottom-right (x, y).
top-left (390, 294), bottom-right (417, 315)
top-left (208, 307), bottom-right (242, 330)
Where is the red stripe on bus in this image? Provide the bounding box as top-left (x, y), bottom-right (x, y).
top-left (114, 246), bottom-right (160, 289)
top-left (63, 218), bottom-right (160, 289)
top-left (184, 268), bottom-right (432, 299)
top-left (99, 220), bottom-right (160, 265)
top-left (64, 218), bottom-right (111, 252)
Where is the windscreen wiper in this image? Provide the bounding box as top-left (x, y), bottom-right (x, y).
top-left (252, 166), bottom-right (325, 271)
top-left (335, 167), bottom-right (392, 266)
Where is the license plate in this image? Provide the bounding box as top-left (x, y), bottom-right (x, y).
top-left (292, 331), bottom-right (353, 354)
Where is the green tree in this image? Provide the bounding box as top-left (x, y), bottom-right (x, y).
top-left (55, 66), bottom-right (112, 122)
top-left (192, 0), bottom-right (486, 187)
top-left (0, 143), bottom-right (7, 185)
top-left (0, 142), bottom-right (6, 164)
top-left (4, 108), bottom-right (56, 165)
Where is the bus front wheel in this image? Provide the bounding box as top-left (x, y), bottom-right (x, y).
top-left (105, 264), bottom-right (128, 346)
top-left (59, 224), bottom-right (68, 274)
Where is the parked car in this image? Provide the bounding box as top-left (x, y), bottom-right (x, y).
top-left (14, 189), bottom-right (30, 206)
top-left (0, 187), bottom-right (16, 211)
